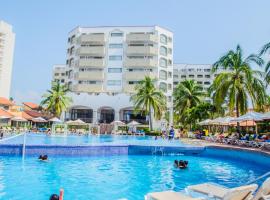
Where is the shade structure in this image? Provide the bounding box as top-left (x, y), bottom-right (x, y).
top-left (209, 117), bottom-right (224, 125)
top-left (219, 116), bottom-right (236, 125)
top-left (127, 120), bottom-right (140, 126)
top-left (198, 119), bottom-right (213, 125)
top-left (262, 112), bottom-right (270, 120)
top-left (11, 116), bottom-right (28, 122)
top-left (231, 111), bottom-right (265, 122)
top-left (31, 117), bottom-right (47, 123)
top-left (110, 120), bottom-right (126, 126)
top-left (0, 116), bottom-right (11, 119)
top-left (49, 117), bottom-right (62, 123)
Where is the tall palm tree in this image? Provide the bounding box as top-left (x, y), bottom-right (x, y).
top-left (130, 76), bottom-right (166, 130)
top-left (173, 79), bottom-right (205, 117)
top-left (210, 45), bottom-right (267, 118)
top-left (260, 42), bottom-right (270, 84)
top-left (41, 81), bottom-right (72, 117)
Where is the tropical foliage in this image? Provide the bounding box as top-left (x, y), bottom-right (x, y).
top-left (210, 45), bottom-right (267, 117)
top-left (41, 81), bottom-right (72, 117)
top-left (131, 76), bottom-right (166, 130)
top-left (260, 42), bottom-right (270, 85)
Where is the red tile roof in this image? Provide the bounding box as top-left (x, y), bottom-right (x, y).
top-left (22, 112), bottom-right (33, 120)
top-left (0, 97), bottom-right (14, 106)
top-left (24, 110), bottom-right (42, 118)
top-left (0, 108), bottom-right (13, 118)
top-left (23, 102), bottom-right (40, 109)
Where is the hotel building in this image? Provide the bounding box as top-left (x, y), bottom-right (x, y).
top-left (0, 21), bottom-right (15, 98)
top-left (54, 26), bottom-right (174, 126)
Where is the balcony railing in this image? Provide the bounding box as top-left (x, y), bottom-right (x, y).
top-left (73, 84), bottom-right (103, 93)
top-left (74, 71), bottom-right (104, 80)
top-left (124, 58), bottom-right (157, 68)
top-left (126, 33), bottom-right (158, 43)
top-left (78, 59), bottom-right (105, 68)
top-left (76, 46), bottom-right (105, 56)
top-left (78, 34), bottom-right (105, 44)
top-left (126, 46), bottom-right (157, 55)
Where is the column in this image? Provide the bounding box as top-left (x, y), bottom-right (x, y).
top-left (115, 109), bottom-right (120, 121)
top-left (92, 109), bottom-right (98, 125)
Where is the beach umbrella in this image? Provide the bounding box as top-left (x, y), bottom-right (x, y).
top-left (0, 116), bottom-right (11, 119)
top-left (49, 117), bottom-right (62, 123)
top-left (198, 119), bottom-right (213, 125)
top-left (127, 120), bottom-right (140, 126)
top-left (231, 111), bottom-right (264, 122)
top-left (262, 112), bottom-right (270, 120)
top-left (110, 120), bottom-right (126, 125)
top-left (31, 117), bottom-right (47, 123)
top-left (209, 117), bottom-right (224, 125)
top-left (66, 119), bottom-right (86, 125)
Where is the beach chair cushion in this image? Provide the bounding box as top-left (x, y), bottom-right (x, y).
top-left (223, 184), bottom-right (258, 200)
top-left (147, 191), bottom-right (201, 200)
top-left (188, 183), bottom-right (229, 198)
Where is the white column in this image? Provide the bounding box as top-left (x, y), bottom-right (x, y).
top-left (169, 107), bottom-right (173, 126)
top-left (115, 109), bottom-right (120, 121)
top-left (93, 109), bottom-right (98, 124)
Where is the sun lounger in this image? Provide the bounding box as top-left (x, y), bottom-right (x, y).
top-left (145, 191), bottom-right (202, 200)
top-left (252, 177), bottom-right (270, 200)
top-left (187, 183), bottom-right (258, 200)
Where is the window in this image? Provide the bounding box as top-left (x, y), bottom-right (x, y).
top-left (61, 79), bottom-right (65, 83)
top-left (107, 80), bottom-right (121, 86)
top-left (197, 81), bottom-right (202, 84)
top-left (61, 73), bottom-right (65, 76)
top-left (160, 46), bottom-right (167, 56)
top-left (159, 70), bottom-right (167, 80)
top-left (204, 69), bottom-right (211, 72)
top-left (181, 75), bottom-right (186, 78)
top-left (109, 43), bottom-right (123, 48)
top-left (168, 72), bottom-right (172, 78)
top-left (204, 81), bottom-right (211, 85)
top-left (160, 34), bottom-right (167, 44)
top-left (168, 96), bottom-right (172, 102)
top-left (205, 75), bottom-right (211, 78)
top-left (108, 68), bottom-right (122, 73)
top-left (168, 59), bottom-right (172, 65)
top-left (109, 55), bottom-right (122, 61)
top-left (111, 32), bottom-right (123, 37)
top-left (189, 75), bottom-right (194, 78)
top-left (173, 75), bottom-right (178, 78)
top-left (173, 81), bottom-right (178, 85)
top-left (168, 37), bottom-right (172, 43)
top-left (160, 58), bottom-right (167, 68)
top-left (55, 73), bottom-right (59, 76)
top-left (168, 48), bottom-right (172, 55)
top-left (159, 82), bottom-right (167, 92)
top-left (168, 84), bottom-right (172, 90)
top-left (197, 75), bottom-right (203, 78)
top-left (128, 81), bottom-right (139, 85)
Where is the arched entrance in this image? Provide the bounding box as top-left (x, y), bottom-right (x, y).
top-left (98, 107), bottom-right (115, 123)
top-left (119, 107), bottom-right (148, 124)
top-left (68, 106), bottom-right (93, 123)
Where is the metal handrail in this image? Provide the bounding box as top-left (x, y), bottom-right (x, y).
top-left (246, 171), bottom-right (270, 185)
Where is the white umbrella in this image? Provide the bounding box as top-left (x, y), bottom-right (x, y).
top-left (66, 119), bottom-right (86, 125)
top-left (11, 116), bottom-right (28, 122)
top-left (198, 119), bottom-right (213, 125)
top-left (31, 117), bottom-right (47, 123)
top-left (262, 112), bottom-right (270, 120)
top-left (127, 120), bottom-right (140, 126)
top-left (209, 117), bottom-right (224, 125)
top-left (220, 116), bottom-right (236, 125)
top-left (0, 116), bottom-right (11, 119)
top-left (110, 120), bottom-right (126, 125)
top-left (49, 117), bottom-right (62, 123)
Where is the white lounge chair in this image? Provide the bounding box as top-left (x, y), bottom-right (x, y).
top-left (145, 191), bottom-right (202, 200)
top-left (252, 177), bottom-right (270, 200)
top-left (187, 183), bottom-right (258, 200)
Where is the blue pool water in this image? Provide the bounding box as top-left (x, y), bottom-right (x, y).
top-left (0, 133), bottom-right (189, 146)
top-left (0, 154), bottom-right (268, 200)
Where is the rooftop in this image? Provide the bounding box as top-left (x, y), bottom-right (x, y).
top-left (0, 97), bottom-right (14, 106)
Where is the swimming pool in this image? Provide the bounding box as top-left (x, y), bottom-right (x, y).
top-left (0, 152), bottom-right (268, 200)
top-left (0, 133), bottom-right (189, 146)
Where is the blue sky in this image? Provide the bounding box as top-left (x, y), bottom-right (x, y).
top-left (1, 0), bottom-right (270, 103)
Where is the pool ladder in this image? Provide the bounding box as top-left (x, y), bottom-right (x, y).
top-left (152, 146), bottom-right (164, 155)
top-left (246, 171), bottom-right (270, 184)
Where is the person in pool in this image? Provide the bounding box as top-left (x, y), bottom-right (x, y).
top-left (38, 155), bottom-right (48, 161)
top-left (174, 160), bottom-right (179, 168)
top-left (178, 160), bottom-right (188, 169)
top-left (49, 194), bottom-right (59, 200)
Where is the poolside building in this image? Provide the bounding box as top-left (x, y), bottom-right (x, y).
top-left (0, 20), bottom-right (15, 98)
top-left (53, 25), bottom-right (174, 127)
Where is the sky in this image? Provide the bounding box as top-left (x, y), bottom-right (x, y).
top-left (1, 0), bottom-right (270, 103)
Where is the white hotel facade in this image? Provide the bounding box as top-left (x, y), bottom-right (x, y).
top-left (54, 26), bottom-right (174, 127)
top-left (0, 21), bottom-right (15, 98)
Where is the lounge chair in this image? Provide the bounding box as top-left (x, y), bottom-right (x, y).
top-left (187, 183), bottom-right (258, 200)
top-left (252, 177), bottom-right (270, 200)
top-left (145, 191), bottom-right (202, 200)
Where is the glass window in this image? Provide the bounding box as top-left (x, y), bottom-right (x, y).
top-left (168, 72), bottom-right (172, 78)
top-left (111, 33), bottom-right (123, 37)
top-left (159, 70), bottom-right (167, 80)
top-left (160, 46), bottom-right (167, 56)
top-left (204, 69), bottom-right (211, 72)
top-left (109, 55), bottom-right (122, 61)
top-left (181, 75), bottom-right (186, 78)
top-left (107, 80), bottom-right (121, 86)
top-left (204, 81), bottom-right (211, 85)
top-left (159, 82), bottom-right (167, 92)
top-left (189, 75), bottom-right (194, 78)
top-left (109, 43), bottom-right (123, 48)
top-left (160, 58), bottom-right (167, 68)
top-left (160, 34), bottom-right (167, 44)
top-left (205, 75), bottom-right (211, 78)
top-left (197, 75), bottom-right (203, 78)
top-left (108, 68), bottom-right (122, 73)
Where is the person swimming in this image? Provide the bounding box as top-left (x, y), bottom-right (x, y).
top-left (174, 160), bottom-right (188, 169)
top-left (38, 155), bottom-right (48, 161)
top-left (49, 194), bottom-right (59, 200)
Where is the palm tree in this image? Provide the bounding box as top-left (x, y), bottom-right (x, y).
top-left (210, 45), bottom-right (267, 118)
top-left (130, 76), bottom-right (166, 130)
top-left (260, 42), bottom-right (270, 84)
top-left (173, 79), bottom-right (205, 117)
top-left (41, 81), bottom-right (72, 117)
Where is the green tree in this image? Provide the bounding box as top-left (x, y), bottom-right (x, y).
top-left (130, 76), bottom-right (166, 130)
top-left (41, 82), bottom-right (72, 117)
top-left (260, 42), bottom-right (270, 84)
top-left (210, 45), bottom-right (267, 117)
top-left (173, 79), bottom-right (205, 118)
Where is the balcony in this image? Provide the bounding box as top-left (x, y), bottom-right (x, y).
top-left (124, 71), bottom-right (156, 80)
top-left (124, 58), bottom-right (157, 68)
top-left (126, 46), bottom-right (157, 55)
top-left (123, 85), bottom-right (136, 93)
top-left (78, 59), bottom-right (105, 68)
top-left (126, 33), bottom-right (158, 43)
top-left (75, 71), bottom-right (104, 80)
top-left (73, 84), bottom-right (103, 93)
top-left (78, 34), bottom-right (105, 44)
top-left (77, 46), bottom-right (105, 56)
